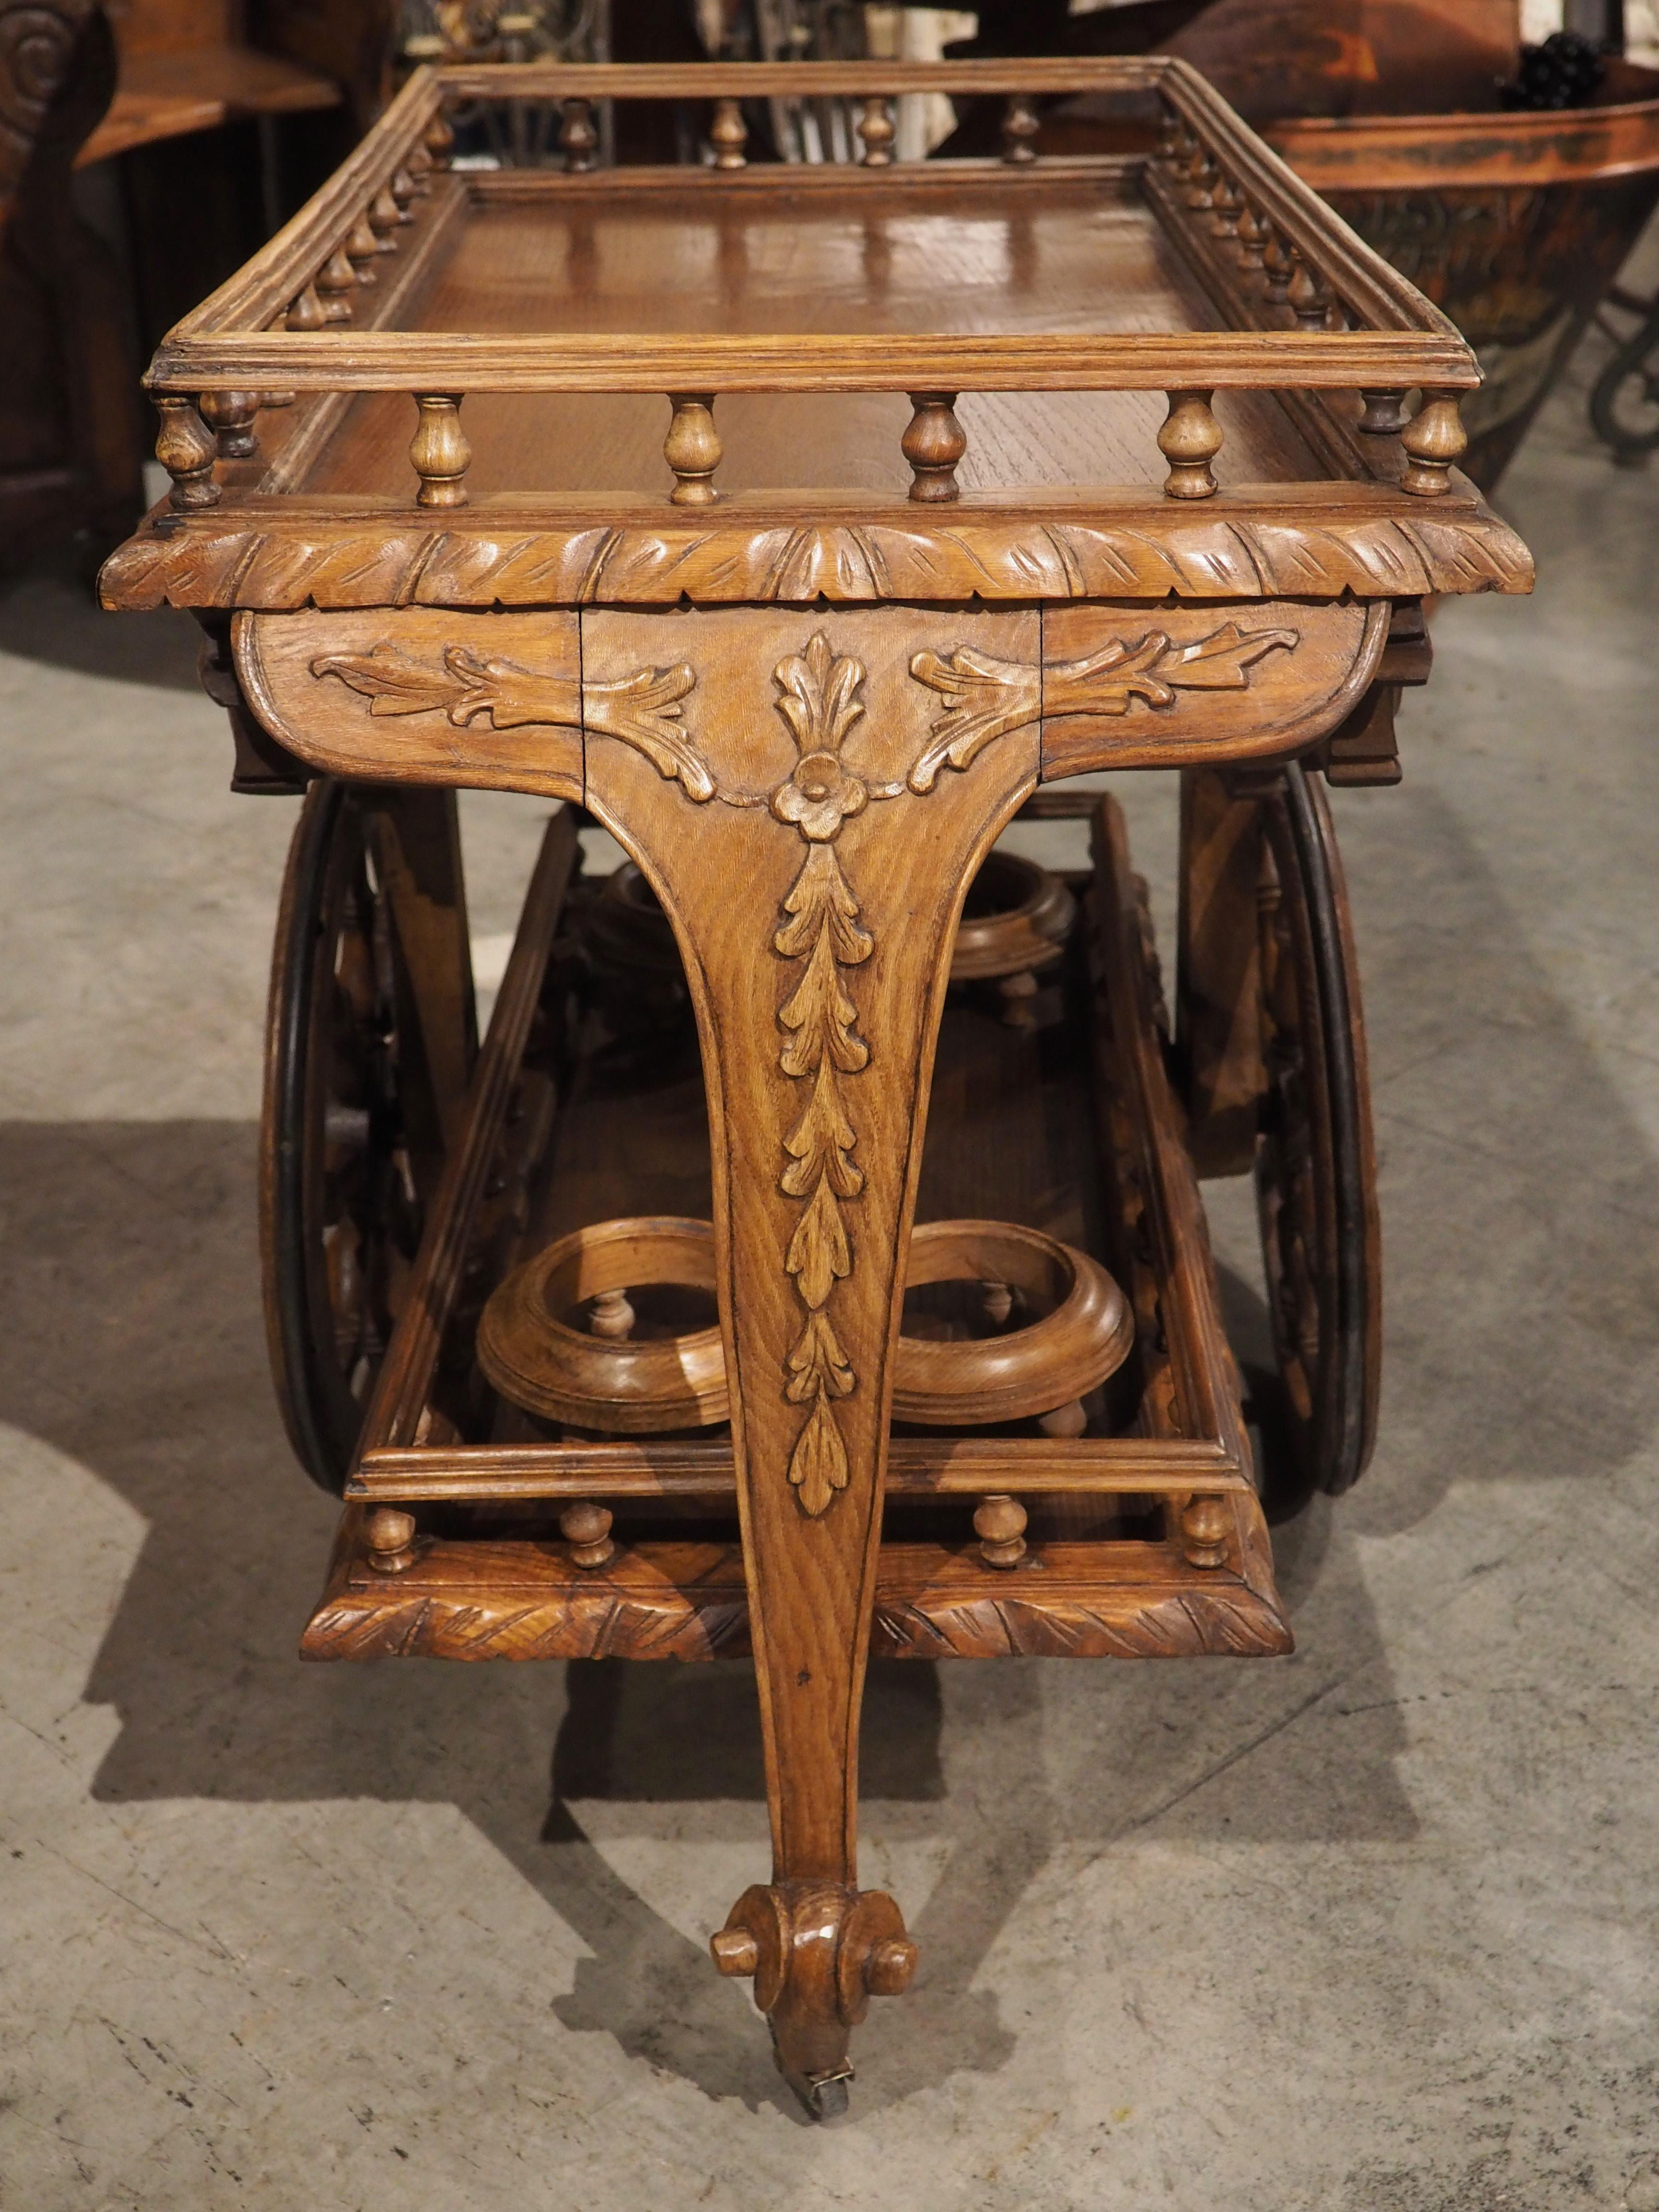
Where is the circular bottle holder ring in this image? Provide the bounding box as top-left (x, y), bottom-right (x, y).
top-left (583, 854), bottom-right (1074, 1003)
top-left (948, 851), bottom-right (1076, 985)
top-left (478, 1215), bottom-right (1133, 1435)
top-left (892, 1218), bottom-right (1133, 1428)
top-left (478, 1215), bottom-right (726, 1433)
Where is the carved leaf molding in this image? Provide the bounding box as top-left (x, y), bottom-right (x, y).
top-left (104, 508), bottom-right (1536, 613)
top-left (908, 619), bottom-right (1300, 790)
top-left (311, 641), bottom-right (710, 800)
top-left (768, 634), bottom-right (878, 1519)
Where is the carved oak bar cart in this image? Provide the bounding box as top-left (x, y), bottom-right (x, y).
top-left (100, 57), bottom-right (1533, 2118)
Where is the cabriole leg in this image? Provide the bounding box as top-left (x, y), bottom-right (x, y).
top-left (580, 604), bottom-right (1041, 2110)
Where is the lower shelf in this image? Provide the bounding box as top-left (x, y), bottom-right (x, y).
top-left (301, 793), bottom-right (1293, 1667)
top-left (302, 1504), bottom-right (1293, 1663)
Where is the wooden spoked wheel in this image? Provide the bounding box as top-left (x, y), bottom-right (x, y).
top-left (1253, 762), bottom-right (1381, 1500)
top-left (261, 781), bottom-right (426, 1493)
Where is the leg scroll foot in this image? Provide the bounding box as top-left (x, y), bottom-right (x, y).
top-left (712, 1881), bottom-right (917, 2118)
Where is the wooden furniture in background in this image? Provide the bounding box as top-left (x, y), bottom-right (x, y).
top-left (0, 0), bottom-right (396, 570)
top-left (1035, 5), bottom-right (1659, 489)
top-left (0, 0), bottom-right (144, 553)
top-left (100, 57), bottom-right (1533, 2116)
top-left (82, 0), bottom-right (372, 168)
top-left (1265, 59), bottom-right (1659, 486)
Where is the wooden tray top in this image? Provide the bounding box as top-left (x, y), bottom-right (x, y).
top-left (99, 57), bottom-right (1533, 618)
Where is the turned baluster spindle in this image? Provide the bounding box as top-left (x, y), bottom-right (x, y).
top-left (406, 142), bottom-right (433, 193)
top-left (315, 248), bottom-right (356, 322)
top-left (902, 391), bottom-right (965, 503)
top-left (424, 111), bottom-right (455, 168)
top-left (497, 10), bottom-right (538, 61)
top-left (1236, 200), bottom-right (1268, 275)
top-left (409, 394), bottom-right (470, 507)
top-left (710, 98), bottom-right (748, 168)
top-left (561, 1500), bottom-right (616, 1571)
top-left (1210, 169), bottom-right (1243, 243)
top-left (1156, 108), bottom-right (1182, 162)
top-left (1287, 252), bottom-right (1331, 332)
top-left (975, 1493), bottom-right (1027, 1570)
top-left (1001, 92), bottom-right (1039, 165)
top-left (1158, 389), bottom-right (1223, 500)
top-left (1400, 389), bottom-right (1468, 496)
top-left (390, 167), bottom-right (417, 219)
top-left (1180, 1494), bottom-right (1230, 1570)
top-left (199, 390), bottom-right (260, 461)
top-left (1184, 145), bottom-right (1216, 212)
top-left (154, 396), bottom-right (220, 510)
top-left (981, 1279), bottom-right (1014, 1328)
top-left (1358, 388), bottom-right (1407, 436)
top-left (366, 1506), bottom-right (421, 1575)
top-left (664, 393), bottom-right (721, 505)
top-left (560, 96), bottom-right (598, 172)
top-left (286, 282), bottom-right (327, 330)
top-left (857, 95), bottom-right (895, 166)
top-left (998, 969), bottom-right (1040, 1027)
top-left (1262, 225), bottom-right (1293, 304)
top-left (368, 185), bottom-right (402, 250)
top-left (1037, 1398), bottom-right (1088, 1440)
top-left (345, 214), bottom-right (381, 285)
top-left (589, 1287), bottom-right (636, 1341)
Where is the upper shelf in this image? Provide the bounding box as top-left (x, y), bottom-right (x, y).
top-left (101, 57), bottom-right (1536, 614)
top-left (151, 57), bottom-right (1476, 390)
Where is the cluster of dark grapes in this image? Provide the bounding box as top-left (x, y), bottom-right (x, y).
top-left (1499, 30), bottom-right (1608, 109)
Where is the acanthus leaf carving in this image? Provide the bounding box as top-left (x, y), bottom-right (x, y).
top-left (781, 1060), bottom-right (864, 1201)
top-left (769, 632), bottom-right (878, 1520)
top-left (773, 629), bottom-right (866, 756)
top-left (312, 639), bottom-right (710, 798)
top-left (312, 641), bottom-right (581, 726)
top-left (784, 1171), bottom-right (853, 1314)
top-left (1047, 621), bottom-right (1299, 715)
top-left (778, 909), bottom-right (869, 1078)
top-left (104, 507), bottom-right (1536, 617)
top-left (785, 1309), bottom-right (855, 1406)
top-left (787, 1392), bottom-right (851, 1519)
top-left (1145, 619), bottom-right (1301, 690)
top-left (909, 619), bottom-right (1301, 786)
top-left (906, 648), bottom-right (1042, 792)
top-left (774, 842), bottom-right (873, 965)
top-left (583, 662), bottom-right (713, 800)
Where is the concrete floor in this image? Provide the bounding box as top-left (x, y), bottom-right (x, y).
top-left (4, 308), bottom-right (1659, 2209)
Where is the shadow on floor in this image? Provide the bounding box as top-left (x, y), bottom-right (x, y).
top-left (5, 795), bottom-right (1657, 2109)
top-left (0, 561), bottom-right (203, 691)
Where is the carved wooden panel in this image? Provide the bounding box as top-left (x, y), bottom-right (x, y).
top-left (580, 601), bottom-right (1039, 1880)
top-left (235, 608), bottom-right (586, 798)
top-left (1037, 596), bottom-right (1384, 777)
